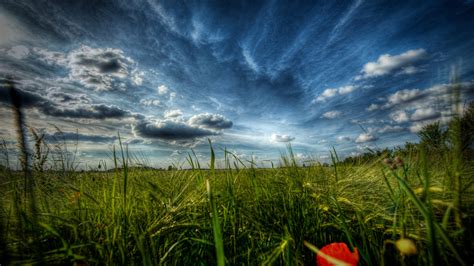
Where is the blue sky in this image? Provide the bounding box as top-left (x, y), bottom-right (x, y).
top-left (1, 1), bottom-right (474, 168)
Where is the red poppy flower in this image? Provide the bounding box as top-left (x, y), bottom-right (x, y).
top-left (316, 242), bottom-right (359, 266)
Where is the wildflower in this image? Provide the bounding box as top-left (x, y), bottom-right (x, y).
top-left (317, 242), bottom-right (359, 266)
top-left (395, 238), bottom-right (417, 256)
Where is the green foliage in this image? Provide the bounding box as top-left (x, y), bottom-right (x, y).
top-left (0, 140), bottom-right (473, 265)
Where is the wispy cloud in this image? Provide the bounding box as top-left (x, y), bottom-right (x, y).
top-left (270, 134), bottom-right (295, 142)
top-left (321, 111), bottom-right (342, 119)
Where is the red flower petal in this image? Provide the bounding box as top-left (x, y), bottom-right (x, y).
top-left (316, 242), bottom-right (359, 266)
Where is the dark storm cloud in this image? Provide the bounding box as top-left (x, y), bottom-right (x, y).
top-left (0, 82), bottom-right (135, 120)
top-left (44, 131), bottom-right (117, 143)
top-left (132, 112), bottom-right (233, 142)
top-left (133, 119), bottom-right (219, 140)
top-left (42, 103), bottom-right (132, 119)
top-left (188, 113), bottom-right (233, 130)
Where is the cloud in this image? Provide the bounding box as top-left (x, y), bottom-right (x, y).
top-left (314, 85), bottom-right (356, 102)
top-left (337, 136), bottom-right (351, 141)
top-left (355, 133), bottom-right (378, 143)
top-left (366, 104), bottom-right (380, 111)
top-left (140, 99), bottom-right (161, 106)
top-left (374, 82), bottom-right (474, 128)
top-left (44, 131), bottom-right (117, 143)
top-left (360, 48), bottom-right (427, 78)
top-left (157, 85), bottom-right (169, 95)
top-left (43, 104), bottom-right (133, 119)
top-left (131, 71), bottom-right (144, 86)
top-left (8, 45), bottom-right (30, 59)
top-left (322, 110), bottom-right (342, 119)
top-left (66, 46), bottom-right (136, 91)
top-left (270, 134), bottom-right (295, 142)
top-left (34, 46), bottom-right (138, 91)
top-left (386, 89), bottom-right (422, 107)
top-left (390, 110), bottom-right (409, 123)
top-left (315, 88), bottom-right (338, 102)
top-left (132, 113), bottom-right (232, 143)
top-left (410, 107), bottom-right (440, 121)
top-left (338, 85), bottom-right (356, 95)
top-left (0, 83), bottom-right (135, 120)
top-left (164, 109), bottom-right (183, 118)
top-left (375, 125), bottom-right (404, 133)
top-left (132, 119), bottom-right (219, 140)
top-left (370, 82), bottom-right (473, 114)
top-left (188, 113), bottom-right (233, 130)
top-left (46, 87), bottom-right (90, 105)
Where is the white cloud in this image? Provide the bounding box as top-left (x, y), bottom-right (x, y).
top-left (338, 85), bottom-right (356, 95)
top-left (32, 47), bottom-right (67, 65)
top-left (360, 48), bottom-right (427, 78)
top-left (401, 66), bottom-right (420, 75)
top-left (132, 71), bottom-right (144, 86)
top-left (270, 134), bottom-right (295, 142)
top-left (411, 108), bottom-right (440, 121)
top-left (355, 133), bottom-right (377, 143)
top-left (314, 85), bottom-right (356, 102)
top-left (378, 82), bottom-right (474, 129)
top-left (140, 99), bottom-right (161, 106)
top-left (366, 104), bottom-right (380, 112)
top-left (157, 85), bottom-right (169, 95)
top-left (390, 110), bottom-right (409, 123)
top-left (66, 46), bottom-right (135, 91)
top-left (386, 89), bottom-right (422, 107)
top-left (164, 109), bottom-right (183, 118)
top-left (33, 46), bottom-right (139, 91)
top-left (315, 88), bottom-right (338, 102)
top-left (322, 110), bottom-right (342, 119)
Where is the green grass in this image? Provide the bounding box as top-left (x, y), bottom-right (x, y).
top-left (0, 144), bottom-right (473, 265)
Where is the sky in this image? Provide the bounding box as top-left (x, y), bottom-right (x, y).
top-left (1, 0), bottom-right (474, 169)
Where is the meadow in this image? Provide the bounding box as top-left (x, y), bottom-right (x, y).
top-left (0, 135), bottom-right (473, 265)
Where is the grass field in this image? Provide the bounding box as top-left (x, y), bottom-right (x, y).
top-left (0, 139), bottom-right (473, 265)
